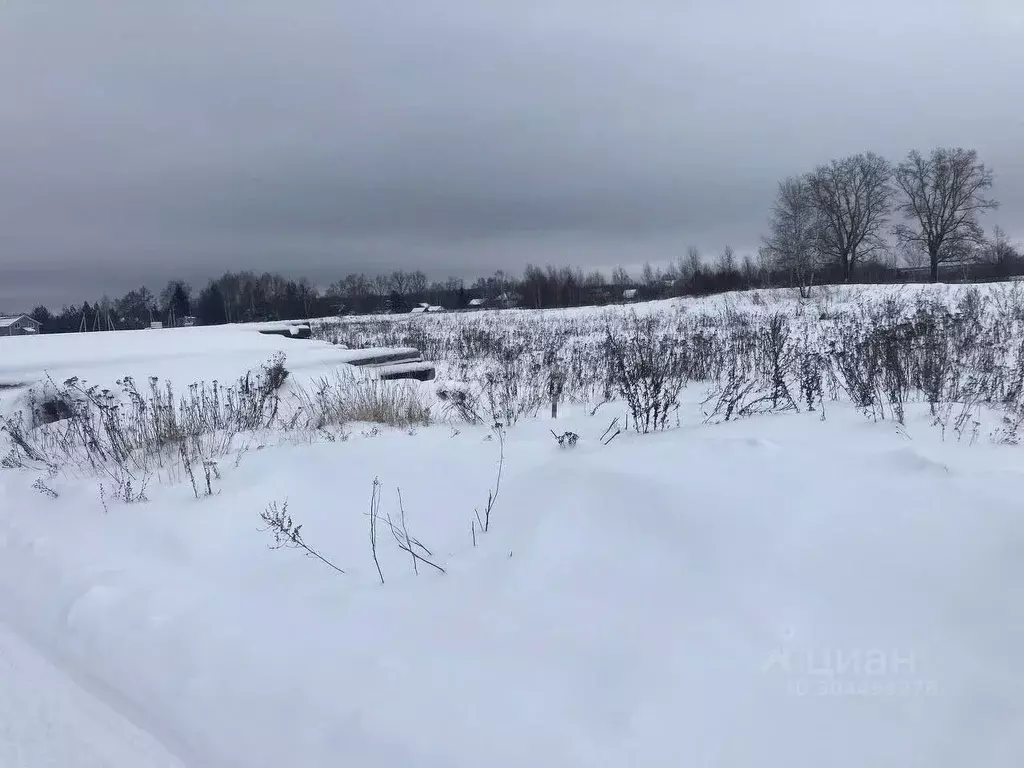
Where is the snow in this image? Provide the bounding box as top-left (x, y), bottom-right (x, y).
top-left (0, 322), bottom-right (414, 415)
top-left (325, 280), bottom-right (1024, 328)
top-left (2, 286), bottom-right (1024, 766)
top-left (0, 621), bottom-right (185, 767)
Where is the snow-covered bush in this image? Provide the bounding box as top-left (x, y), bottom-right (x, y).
top-left (603, 314), bottom-right (687, 433)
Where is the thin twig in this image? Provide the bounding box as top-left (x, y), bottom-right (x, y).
top-left (397, 488), bottom-right (418, 575)
top-left (369, 479), bottom-right (384, 584)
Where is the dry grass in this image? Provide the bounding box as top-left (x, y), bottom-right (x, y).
top-left (291, 371), bottom-right (432, 430)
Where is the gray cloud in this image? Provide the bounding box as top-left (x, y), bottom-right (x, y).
top-left (2, 0), bottom-right (1023, 308)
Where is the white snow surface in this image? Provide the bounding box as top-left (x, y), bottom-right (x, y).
top-left (0, 621), bottom-right (184, 767)
top-left (2, 287), bottom-right (1024, 767)
top-left (0, 321), bottom-right (411, 394)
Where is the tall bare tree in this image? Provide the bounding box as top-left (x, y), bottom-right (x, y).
top-left (741, 254), bottom-right (760, 286)
top-left (762, 176), bottom-right (820, 298)
top-left (893, 147), bottom-right (999, 282)
top-left (388, 270), bottom-right (411, 295)
top-left (684, 245), bottom-right (702, 277)
top-left (640, 261), bottom-right (658, 286)
top-left (808, 152), bottom-right (893, 281)
top-left (407, 270), bottom-right (428, 296)
top-left (372, 273), bottom-right (391, 297)
top-left (718, 245), bottom-right (737, 274)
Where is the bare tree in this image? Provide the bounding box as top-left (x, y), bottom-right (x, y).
top-left (372, 273), bottom-right (390, 297)
top-left (741, 254), bottom-right (760, 286)
top-left (491, 270), bottom-right (510, 297)
top-left (611, 266), bottom-right (631, 286)
top-left (407, 270), bottom-right (428, 296)
top-left (296, 278), bottom-right (317, 317)
top-left (684, 245), bottom-right (702, 277)
top-left (762, 176), bottom-right (820, 298)
top-left (897, 241), bottom-right (929, 270)
top-left (718, 245), bottom-right (737, 274)
top-left (640, 261), bottom-right (658, 286)
top-left (389, 270), bottom-right (412, 295)
top-left (808, 152), bottom-right (894, 281)
top-left (893, 147), bottom-right (999, 282)
top-left (978, 225), bottom-right (1022, 277)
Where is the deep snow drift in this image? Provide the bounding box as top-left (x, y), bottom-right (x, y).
top-left (2, 286), bottom-right (1024, 767)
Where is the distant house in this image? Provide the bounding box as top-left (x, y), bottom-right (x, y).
top-left (467, 297), bottom-right (488, 309)
top-left (622, 288), bottom-right (639, 301)
top-left (496, 292), bottom-right (521, 309)
top-left (410, 302), bottom-right (445, 314)
top-left (0, 314), bottom-right (42, 337)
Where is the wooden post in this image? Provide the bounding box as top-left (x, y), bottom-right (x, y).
top-left (549, 365), bottom-right (564, 419)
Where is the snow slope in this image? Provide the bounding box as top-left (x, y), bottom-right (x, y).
top-left (2, 398), bottom-right (1024, 766)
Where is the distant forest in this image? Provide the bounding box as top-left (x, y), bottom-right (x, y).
top-left (13, 146), bottom-right (1023, 333)
top-left (20, 249), bottom-right (1022, 335)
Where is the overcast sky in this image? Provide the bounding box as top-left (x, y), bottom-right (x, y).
top-left (2, 0), bottom-right (1023, 309)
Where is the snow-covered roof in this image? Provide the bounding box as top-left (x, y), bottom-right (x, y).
top-left (0, 314), bottom-right (38, 328)
top-left (468, 298), bottom-right (487, 306)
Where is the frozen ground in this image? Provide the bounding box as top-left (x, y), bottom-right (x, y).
top-left (2, 285), bottom-right (1024, 767)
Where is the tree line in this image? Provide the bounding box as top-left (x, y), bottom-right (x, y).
top-left (15, 146), bottom-right (1022, 333)
top-left (762, 146), bottom-right (1019, 294)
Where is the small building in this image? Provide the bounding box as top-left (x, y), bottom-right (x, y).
top-left (411, 302), bottom-right (444, 314)
top-left (0, 314), bottom-right (42, 337)
top-left (622, 288), bottom-right (638, 301)
top-left (496, 292), bottom-right (521, 309)
top-left (468, 297), bottom-right (488, 309)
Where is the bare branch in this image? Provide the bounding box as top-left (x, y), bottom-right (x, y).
top-left (260, 500), bottom-right (346, 576)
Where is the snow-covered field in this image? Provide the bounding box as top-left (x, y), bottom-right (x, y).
top-left (2, 284), bottom-right (1024, 767)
